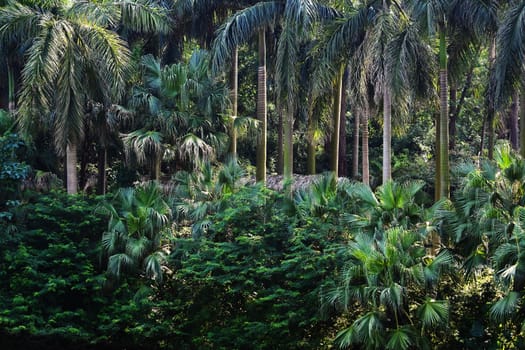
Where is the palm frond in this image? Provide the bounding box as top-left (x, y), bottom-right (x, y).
top-left (211, 1), bottom-right (281, 74)
top-left (490, 291), bottom-right (520, 322)
top-left (494, 1), bottom-right (525, 108)
top-left (417, 298), bottom-right (449, 329)
top-left (118, 0), bottom-right (171, 34)
top-left (386, 326), bottom-right (416, 350)
top-left (0, 1), bottom-right (42, 47)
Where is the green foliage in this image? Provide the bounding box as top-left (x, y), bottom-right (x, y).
top-left (165, 185), bottom-right (345, 349)
top-left (0, 133), bottom-right (30, 209)
top-left (0, 191), bottom-right (104, 341)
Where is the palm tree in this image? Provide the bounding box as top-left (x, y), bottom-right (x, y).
top-left (328, 226), bottom-right (453, 349)
top-left (316, 1), bottom-right (433, 187)
top-left (0, 0), bottom-right (169, 194)
top-left (98, 181), bottom-right (172, 282)
top-left (212, 2), bottom-right (280, 183)
top-left (213, 1), bottom-right (338, 186)
top-left (409, 0), bottom-right (498, 198)
top-left (494, 1), bottom-right (525, 157)
top-left (126, 50), bottom-right (230, 177)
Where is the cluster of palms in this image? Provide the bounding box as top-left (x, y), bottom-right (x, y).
top-left (1, 0), bottom-right (525, 201)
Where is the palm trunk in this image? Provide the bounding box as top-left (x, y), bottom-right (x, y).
top-left (383, 73), bottom-right (392, 184)
top-left (256, 29), bottom-right (267, 184)
top-left (435, 112), bottom-right (441, 200)
top-left (487, 114), bottom-right (495, 159)
top-left (362, 105), bottom-right (370, 186)
top-left (7, 61), bottom-right (15, 113)
top-left (510, 91), bottom-right (519, 150)
top-left (230, 46), bottom-right (238, 159)
top-left (66, 143), bottom-right (78, 194)
top-left (283, 105), bottom-right (293, 183)
top-left (153, 152), bottom-right (161, 181)
top-left (520, 92), bottom-right (525, 158)
top-left (480, 117), bottom-right (486, 159)
top-left (438, 26), bottom-right (449, 199)
top-left (338, 67), bottom-right (349, 177)
top-left (97, 147), bottom-right (107, 195)
top-left (352, 111), bottom-right (360, 179)
top-left (330, 66), bottom-right (344, 175)
top-left (306, 114), bottom-right (316, 175)
top-left (449, 85), bottom-right (457, 151)
top-left (487, 38), bottom-right (496, 160)
top-left (277, 111), bottom-right (284, 175)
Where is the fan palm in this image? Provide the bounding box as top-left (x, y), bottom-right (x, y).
top-left (98, 181), bottom-right (172, 282)
top-left (0, 0), bottom-right (169, 193)
top-left (328, 227), bottom-right (453, 349)
top-left (170, 160), bottom-right (245, 238)
top-left (126, 50), bottom-right (230, 176)
top-left (343, 179), bottom-right (427, 234)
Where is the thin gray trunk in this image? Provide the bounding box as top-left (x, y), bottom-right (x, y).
top-left (338, 67), bottom-right (349, 177)
top-left (362, 105), bottom-right (370, 186)
top-left (520, 91), bottom-right (525, 158)
top-left (230, 46), bottom-right (238, 159)
top-left (330, 66), bottom-right (343, 175)
top-left (256, 30), bottom-right (267, 183)
top-left (97, 147), bottom-right (107, 195)
top-left (382, 79), bottom-right (392, 184)
top-left (66, 143), bottom-right (78, 194)
top-left (510, 91), bottom-right (519, 150)
top-left (352, 111), bottom-right (360, 179)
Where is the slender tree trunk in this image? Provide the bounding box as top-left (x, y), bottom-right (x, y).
top-left (383, 75), bottom-right (392, 184)
top-left (435, 112), bottom-right (441, 201)
top-left (256, 30), bottom-right (267, 184)
top-left (97, 147), bottom-right (107, 195)
top-left (362, 105), bottom-right (370, 186)
top-left (79, 138), bottom-right (89, 191)
top-left (487, 38), bottom-right (496, 160)
top-left (449, 85), bottom-right (457, 151)
top-left (66, 143), bottom-right (78, 194)
top-left (283, 105), bottom-right (293, 182)
top-left (153, 152), bottom-right (161, 181)
top-left (277, 111), bottom-right (284, 175)
top-left (330, 66), bottom-right (344, 176)
top-left (480, 117), bottom-right (486, 159)
top-left (455, 69), bottom-right (474, 126)
top-left (438, 26), bottom-right (450, 199)
top-left (7, 61), bottom-right (15, 113)
top-left (229, 46), bottom-right (238, 159)
top-left (306, 114), bottom-right (316, 175)
top-left (352, 111), bottom-right (360, 179)
top-left (338, 67), bottom-right (349, 177)
top-left (520, 91), bottom-right (525, 158)
top-left (487, 113), bottom-right (495, 160)
top-left (510, 91), bottom-right (519, 150)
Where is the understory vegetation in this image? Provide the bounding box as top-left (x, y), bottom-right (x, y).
top-left (4, 0), bottom-right (525, 349)
top-left (2, 144), bottom-right (525, 349)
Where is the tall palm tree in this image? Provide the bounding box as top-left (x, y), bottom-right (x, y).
top-left (316, 1), bottom-right (432, 187)
top-left (212, 2), bottom-right (280, 183)
top-left (409, 0), bottom-right (498, 199)
top-left (0, 0), bottom-right (169, 194)
top-left (213, 1), bottom-right (337, 186)
top-left (494, 1), bottom-right (525, 157)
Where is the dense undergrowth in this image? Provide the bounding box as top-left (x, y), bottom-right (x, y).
top-left (3, 144), bottom-right (525, 349)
